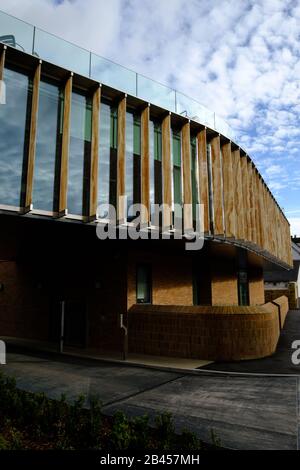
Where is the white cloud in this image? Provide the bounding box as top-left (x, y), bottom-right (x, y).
top-left (289, 218), bottom-right (300, 237)
top-left (0, 0), bottom-right (299, 215)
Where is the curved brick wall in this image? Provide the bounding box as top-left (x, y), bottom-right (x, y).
top-left (128, 296), bottom-right (289, 361)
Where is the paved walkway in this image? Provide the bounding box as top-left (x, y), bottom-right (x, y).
top-left (1, 309), bottom-right (300, 450)
top-left (1, 350), bottom-right (299, 450)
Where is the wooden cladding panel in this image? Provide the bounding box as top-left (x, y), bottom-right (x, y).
top-left (241, 156), bottom-right (251, 242)
top-left (23, 61), bottom-right (42, 210)
top-left (264, 186), bottom-right (270, 253)
top-left (181, 121), bottom-right (193, 231)
top-left (59, 73), bottom-right (72, 215)
top-left (254, 171), bottom-right (263, 248)
top-left (89, 85), bottom-right (101, 219)
top-left (197, 129), bottom-right (210, 233)
top-left (141, 105), bottom-right (150, 226)
top-left (248, 161), bottom-right (257, 245)
top-left (117, 95), bottom-right (126, 223)
top-left (0, 46), bottom-right (5, 81)
top-left (221, 142), bottom-right (236, 238)
top-left (232, 149), bottom-right (245, 240)
top-left (162, 113), bottom-right (172, 228)
top-left (210, 135), bottom-right (224, 236)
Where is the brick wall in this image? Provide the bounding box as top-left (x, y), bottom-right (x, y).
top-left (265, 285), bottom-right (298, 310)
top-left (249, 266), bottom-right (265, 305)
top-left (0, 261), bottom-right (49, 341)
top-left (210, 244), bottom-right (238, 305)
top-left (128, 296), bottom-right (288, 361)
top-left (127, 249), bottom-right (193, 309)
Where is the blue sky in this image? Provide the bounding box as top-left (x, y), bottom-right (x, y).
top-left (1, 0), bottom-right (300, 234)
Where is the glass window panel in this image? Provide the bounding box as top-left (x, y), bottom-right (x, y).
top-left (137, 75), bottom-right (176, 111)
top-left (68, 91), bottom-right (92, 215)
top-left (136, 265), bottom-right (151, 304)
top-left (34, 28), bottom-right (90, 76)
top-left (238, 270), bottom-right (249, 306)
top-left (126, 110), bottom-right (141, 220)
top-left (98, 101), bottom-right (117, 217)
top-left (91, 54), bottom-right (136, 96)
top-left (0, 10), bottom-right (34, 54)
top-left (33, 80), bottom-right (63, 211)
top-left (0, 67), bottom-right (31, 206)
top-left (171, 130), bottom-right (182, 221)
top-left (150, 120), bottom-right (163, 218)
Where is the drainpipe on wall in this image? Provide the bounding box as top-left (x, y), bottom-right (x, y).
top-left (59, 300), bottom-right (65, 354)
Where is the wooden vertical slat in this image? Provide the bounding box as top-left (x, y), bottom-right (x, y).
top-left (117, 95), bottom-right (126, 223)
top-left (275, 207), bottom-right (281, 259)
top-left (241, 156), bottom-right (251, 242)
top-left (248, 161), bottom-right (257, 244)
top-left (254, 170), bottom-right (262, 249)
top-left (197, 129), bottom-right (210, 233)
top-left (181, 121), bottom-right (193, 231)
top-left (258, 176), bottom-right (266, 251)
top-left (22, 60), bottom-right (42, 211)
top-left (267, 190), bottom-right (273, 254)
top-left (269, 191), bottom-right (275, 255)
top-left (263, 184), bottom-right (270, 253)
top-left (58, 73), bottom-right (73, 215)
top-left (210, 135), bottom-right (224, 236)
top-left (232, 148), bottom-right (245, 240)
top-left (0, 45), bottom-right (6, 81)
top-left (272, 201), bottom-right (278, 258)
top-left (162, 113), bottom-right (172, 228)
top-left (141, 105), bottom-right (150, 226)
top-left (88, 85), bottom-right (101, 220)
top-left (221, 142), bottom-right (236, 238)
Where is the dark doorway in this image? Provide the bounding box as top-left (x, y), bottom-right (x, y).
top-left (49, 297), bottom-right (87, 348)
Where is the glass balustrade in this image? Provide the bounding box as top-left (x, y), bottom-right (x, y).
top-left (176, 92), bottom-right (215, 129)
top-left (137, 74), bottom-right (176, 111)
top-left (91, 53), bottom-right (136, 96)
top-left (0, 9), bottom-right (34, 54)
top-left (0, 9), bottom-right (236, 142)
top-left (34, 28), bottom-right (90, 76)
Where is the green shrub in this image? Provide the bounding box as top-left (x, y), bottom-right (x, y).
top-left (0, 434), bottom-right (9, 450)
top-left (0, 371), bottom-right (216, 451)
top-left (154, 412), bottom-right (175, 449)
top-left (109, 411), bottom-right (132, 450)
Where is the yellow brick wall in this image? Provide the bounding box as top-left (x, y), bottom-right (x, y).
top-left (127, 249), bottom-right (193, 309)
top-left (128, 296), bottom-right (288, 361)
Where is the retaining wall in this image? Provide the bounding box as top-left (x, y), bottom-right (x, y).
top-left (128, 296), bottom-right (289, 361)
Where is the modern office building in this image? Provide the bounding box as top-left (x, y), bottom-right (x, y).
top-left (0, 10), bottom-right (293, 361)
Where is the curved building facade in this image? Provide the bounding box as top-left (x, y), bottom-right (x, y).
top-left (0, 11), bottom-right (293, 361)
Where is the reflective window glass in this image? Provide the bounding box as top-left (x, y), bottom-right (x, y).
top-left (33, 80), bottom-right (63, 211)
top-left (98, 101), bottom-right (117, 217)
top-left (0, 67), bottom-right (31, 207)
top-left (126, 110), bottom-right (141, 220)
top-left (68, 91), bottom-right (92, 215)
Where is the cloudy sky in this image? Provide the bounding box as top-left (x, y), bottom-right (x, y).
top-left (1, 0), bottom-right (300, 235)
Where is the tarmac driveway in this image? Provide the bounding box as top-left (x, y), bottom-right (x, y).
top-left (1, 350), bottom-right (299, 450)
